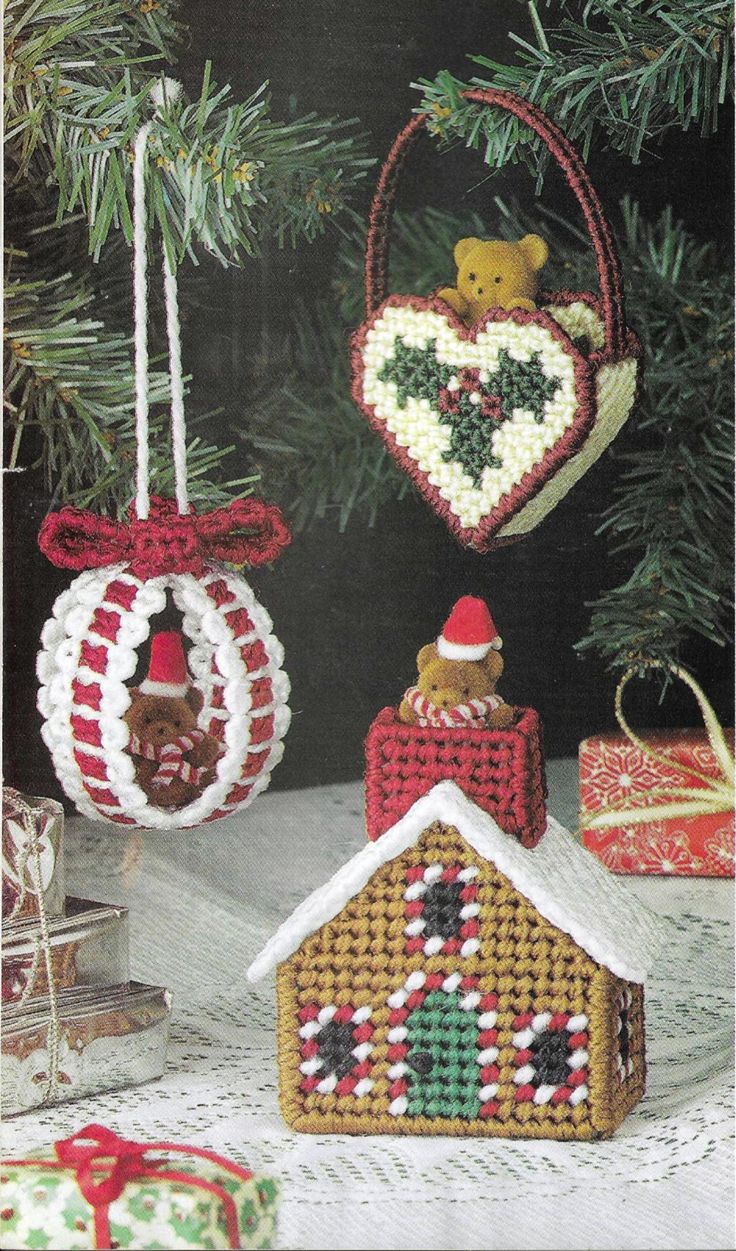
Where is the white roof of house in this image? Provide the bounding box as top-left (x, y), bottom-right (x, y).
top-left (247, 781), bottom-right (667, 985)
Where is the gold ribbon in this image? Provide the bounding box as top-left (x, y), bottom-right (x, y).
top-left (581, 663), bottom-right (734, 830)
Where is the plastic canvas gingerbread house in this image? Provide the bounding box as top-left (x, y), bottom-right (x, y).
top-left (247, 781), bottom-right (664, 1140)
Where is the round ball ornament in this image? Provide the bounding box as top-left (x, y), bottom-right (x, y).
top-left (35, 85), bottom-right (292, 830)
top-left (37, 497), bottom-right (291, 829)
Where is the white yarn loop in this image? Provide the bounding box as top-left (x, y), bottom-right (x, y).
top-left (132, 78), bottom-right (188, 519)
top-left (133, 122), bottom-right (152, 520)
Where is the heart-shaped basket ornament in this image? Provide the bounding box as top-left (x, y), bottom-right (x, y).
top-left (351, 89), bottom-right (641, 553)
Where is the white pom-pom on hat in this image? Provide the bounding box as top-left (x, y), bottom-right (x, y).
top-left (437, 596), bottom-right (502, 661)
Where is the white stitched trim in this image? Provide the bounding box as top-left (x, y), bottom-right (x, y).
top-left (477, 1047), bottom-right (499, 1065)
top-left (38, 563), bottom-right (291, 828)
top-left (533, 1084), bottom-right (558, 1105)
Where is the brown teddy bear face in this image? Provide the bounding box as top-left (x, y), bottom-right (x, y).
top-left (415, 642), bottom-right (503, 710)
top-left (441, 234), bottom-right (549, 326)
top-left (123, 687), bottom-right (203, 747)
top-left (122, 686), bottom-right (223, 809)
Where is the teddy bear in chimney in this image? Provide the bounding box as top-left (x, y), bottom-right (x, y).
top-left (124, 631), bottom-right (223, 809)
top-left (398, 596), bottom-right (515, 730)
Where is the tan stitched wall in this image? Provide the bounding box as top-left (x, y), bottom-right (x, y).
top-left (276, 820), bottom-right (643, 1138)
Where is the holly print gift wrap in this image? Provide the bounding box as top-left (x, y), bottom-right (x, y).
top-left (579, 729), bottom-right (735, 877)
top-left (0, 1124), bottom-right (279, 1250)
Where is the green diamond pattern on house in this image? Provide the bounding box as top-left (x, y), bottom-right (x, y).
top-left (378, 338), bottom-right (561, 486)
top-left (405, 990), bottom-right (481, 1119)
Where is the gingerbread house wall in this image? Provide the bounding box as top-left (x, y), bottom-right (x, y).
top-left (276, 820), bottom-right (645, 1138)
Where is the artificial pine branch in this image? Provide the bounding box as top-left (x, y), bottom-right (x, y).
top-left (5, 1), bottom-right (370, 268)
top-left (247, 198), bottom-right (733, 672)
top-left (416, 0), bottom-right (732, 172)
top-left (4, 225), bottom-right (250, 515)
top-left (4, 0), bottom-right (370, 514)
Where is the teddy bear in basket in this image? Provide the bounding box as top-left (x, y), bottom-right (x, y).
top-left (398, 596), bottom-right (515, 730)
top-left (438, 234), bottom-right (549, 326)
top-left (124, 631), bottom-right (223, 809)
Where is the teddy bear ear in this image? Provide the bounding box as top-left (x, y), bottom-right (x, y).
top-left (186, 686), bottom-right (204, 715)
top-left (417, 642), bottom-right (438, 671)
top-left (519, 233), bottom-right (549, 272)
top-left (453, 237), bottom-right (481, 266)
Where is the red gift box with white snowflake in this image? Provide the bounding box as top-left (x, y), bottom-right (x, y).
top-left (579, 729), bottom-right (735, 877)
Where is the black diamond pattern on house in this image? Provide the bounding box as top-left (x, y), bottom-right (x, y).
top-left (377, 337), bottom-right (562, 487)
top-left (317, 1020), bottom-right (357, 1079)
top-left (529, 1028), bottom-right (571, 1087)
top-left (422, 879), bottom-right (464, 940)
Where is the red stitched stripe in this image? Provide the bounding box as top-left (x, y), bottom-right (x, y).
top-left (82, 784), bottom-right (120, 808)
top-left (205, 579), bottom-right (236, 607)
top-left (248, 678), bottom-right (272, 710)
top-left (224, 607), bottom-right (253, 637)
top-left (79, 641), bottom-right (109, 675)
top-left (71, 715), bottom-right (103, 747)
top-left (73, 750), bottom-right (108, 781)
top-left (102, 580), bottom-right (138, 610)
top-left (241, 640), bottom-right (268, 670)
top-left (88, 607), bottom-right (121, 642)
top-left (249, 713), bottom-right (275, 745)
top-left (72, 680), bottom-right (102, 711)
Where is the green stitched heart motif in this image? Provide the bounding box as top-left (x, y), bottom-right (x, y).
top-left (378, 339), bottom-right (561, 486)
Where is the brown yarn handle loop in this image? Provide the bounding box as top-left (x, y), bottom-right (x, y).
top-left (364, 88), bottom-right (626, 356)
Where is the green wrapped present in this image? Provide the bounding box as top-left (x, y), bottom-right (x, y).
top-left (0, 1123), bottom-right (278, 1249)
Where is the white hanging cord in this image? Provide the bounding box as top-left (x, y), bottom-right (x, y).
top-left (162, 253), bottom-right (189, 513)
top-left (132, 77), bottom-right (187, 519)
top-left (133, 120), bottom-right (152, 521)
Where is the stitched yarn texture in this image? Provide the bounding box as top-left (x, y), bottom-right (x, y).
top-left (352, 86), bottom-right (642, 552)
top-left (37, 563), bottom-right (290, 829)
top-left (276, 821), bottom-right (645, 1139)
top-left (364, 706), bottom-right (547, 846)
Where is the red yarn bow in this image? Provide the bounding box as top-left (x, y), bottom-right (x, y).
top-left (48, 1123), bottom-right (248, 1248)
top-left (38, 495), bottom-right (291, 578)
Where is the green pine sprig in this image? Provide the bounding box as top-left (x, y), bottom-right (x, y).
top-left (4, 233), bottom-right (254, 515)
top-left (416, 0), bottom-right (732, 175)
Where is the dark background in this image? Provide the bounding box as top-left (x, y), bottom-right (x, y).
top-left (4, 0), bottom-right (734, 801)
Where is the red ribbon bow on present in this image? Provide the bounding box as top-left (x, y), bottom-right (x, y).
top-left (55, 1123), bottom-right (153, 1208)
top-left (38, 495), bottom-right (291, 579)
top-left (46, 1123), bottom-right (253, 1249)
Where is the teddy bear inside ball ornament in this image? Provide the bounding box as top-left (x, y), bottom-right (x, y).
top-left (123, 631), bottom-right (223, 810)
top-left (399, 596), bottom-right (515, 730)
top-left (438, 234), bottom-right (549, 326)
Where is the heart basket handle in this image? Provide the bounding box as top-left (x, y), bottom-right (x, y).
top-left (364, 88), bottom-right (627, 356)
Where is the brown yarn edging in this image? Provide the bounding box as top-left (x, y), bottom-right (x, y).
top-left (364, 88), bottom-right (627, 354)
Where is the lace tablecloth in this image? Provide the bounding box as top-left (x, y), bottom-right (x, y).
top-left (2, 762), bottom-right (733, 1250)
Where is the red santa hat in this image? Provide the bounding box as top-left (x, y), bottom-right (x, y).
top-left (437, 596), bottom-right (502, 660)
top-left (140, 631), bottom-right (190, 698)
